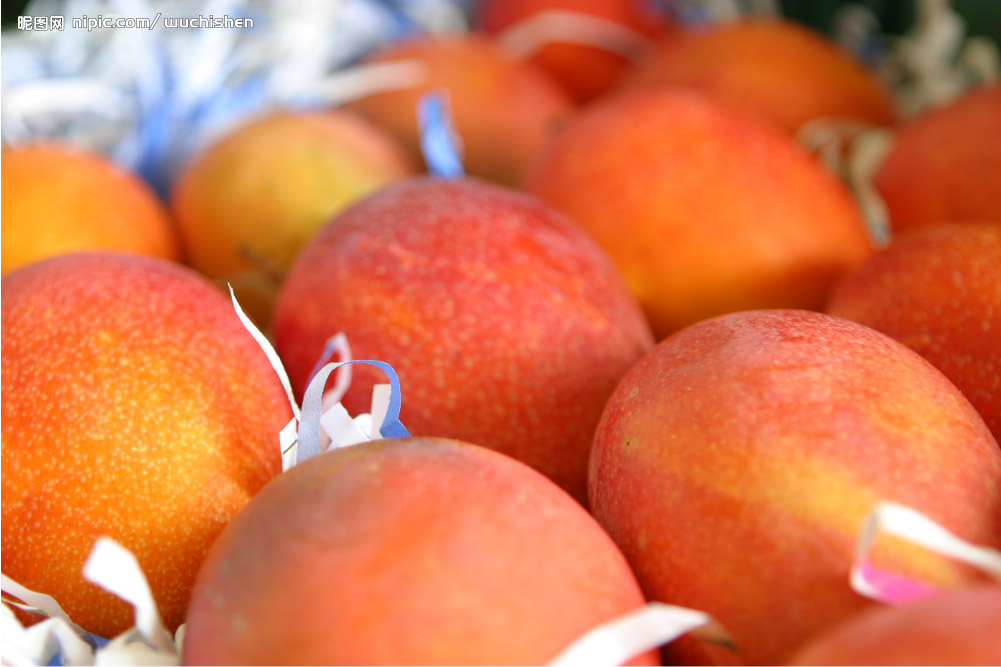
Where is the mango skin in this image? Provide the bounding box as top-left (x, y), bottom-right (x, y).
top-left (827, 222), bottom-right (1001, 442)
top-left (170, 110), bottom-right (416, 325)
top-left (1, 143), bottom-right (180, 275)
top-left (273, 177), bottom-right (653, 504)
top-left (523, 90), bottom-right (873, 339)
top-left (787, 585), bottom-right (1001, 665)
top-left (874, 83), bottom-right (1001, 233)
top-left (589, 309), bottom-right (1001, 665)
top-left (182, 437), bottom-right (655, 666)
top-left (621, 18), bottom-right (896, 134)
top-left (347, 34), bottom-right (574, 186)
top-left (1, 252), bottom-right (292, 637)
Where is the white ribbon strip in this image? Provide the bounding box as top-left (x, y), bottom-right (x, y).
top-left (316, 333), bottom-right (353, 408)
top-left (304, 60), bottom-right (429, 107)
top-left (280, 418), bottom-right (300, 471)
top-left (319, 383), bottom-right (393, 450)
top-left (320, 402), bottom-right (370, 448)
top-left (497, 10), bottom-right (653, 61)
top-left (369, 383), bottom-right (390, 436)
top-left (851, 501), bottom-right (1001, 605)
top-left (1, 575), bottom-right (83, 634)
top-left (81, 538), bottom-right (173, 654)
top-left (548, 602), bottom-right (732, 667)
top-left (0, 604), bottom-right (93, 667)
top-left (229, 286), bottom-right (304, 470)
top-left (229, 286), bottom-right (299, 420)
top-left (796, 120), bottom-right (893, 246)
top-left (0, 538), bottom-right (183, 665)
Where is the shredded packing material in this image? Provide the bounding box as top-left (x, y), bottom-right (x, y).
top-left (1, 0), bottom-right (467, 195)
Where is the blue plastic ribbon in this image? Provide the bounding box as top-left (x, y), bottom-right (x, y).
top-left (417, 88), bottom-right (465, 178)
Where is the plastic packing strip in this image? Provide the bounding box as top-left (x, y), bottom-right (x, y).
top-left (495, 8), bottom-right (655, 60)
top-left (548, 602), bottom-right (733, 666)
top-left (850, 501), bottom-right (1001, 605)
top-left (417, 88), bottom-right (465, 178)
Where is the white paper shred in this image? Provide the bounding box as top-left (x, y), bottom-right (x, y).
top-left (315, 333), bottom-right (353, 408)
top-left (1, 575), bottom-right (83, 634)
top-left (1, 538), bottom-right (182, 666)
top-left (0, 604), bottom-right (93, 667)
top-left (229, 284), bottom-right (302, 469)
top-left (796, 120), bottom-right (893, 245)
top-left (871, 0), bottom-right (999, 117)
top-left (548, 602), bottom-right (733, 667)
top-left (496, 9), bottom-right (653, 60)
top-left (296, 60), bottom-right (429, 108)
top-left (851, 501), bottom-right (1001, 605)
top-left (81, 539), bottom-right (173, 654)
top-left (228, 286), bottom-right (299, 420)
top-left (318, 384), bottom-right (394, 449)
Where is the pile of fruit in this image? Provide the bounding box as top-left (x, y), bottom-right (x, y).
top-left (2, 1), bottom-right (1000, 664)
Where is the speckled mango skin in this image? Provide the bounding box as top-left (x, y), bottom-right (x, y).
top-left (620, 19), bottom-right (896, 134)
top-left (786, 584), bottom-right (1001, 665)
top-left (874, 83), bottom-right (1001, 233)
top-left (182, 437), bottom-right (655, 666)
top-left (273, 177), bottom-right (654, 504)
top-left (346, 34), bottom-right (574, 186)
top-left (522, 90), bottom-right (874, 340)
top-left (589, 310), bottom-right (1001, 665)
top-left (1, 253), bottom-right (292, 638)
top-left (827, 222), bottom-right (1001, 443)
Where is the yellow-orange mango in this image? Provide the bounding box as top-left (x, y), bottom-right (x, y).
top-left (523, 90), bottom-right (873, 339)
top-left (1, 252), bottom-right (292, 637)
top-left (170, 110), bottom-right (416, 325)
top-left (2, 143), bottom-right (179, 274)
top-left (621, 18), bottom-right (896, 134)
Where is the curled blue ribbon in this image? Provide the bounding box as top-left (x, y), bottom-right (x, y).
top-left (298, 360), bottom-right (410, 464)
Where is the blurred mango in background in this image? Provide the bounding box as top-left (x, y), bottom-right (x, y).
top-left (170, 110), bottom-right (418, 326)
top-left (1, 143), bottom-right (180, 274)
